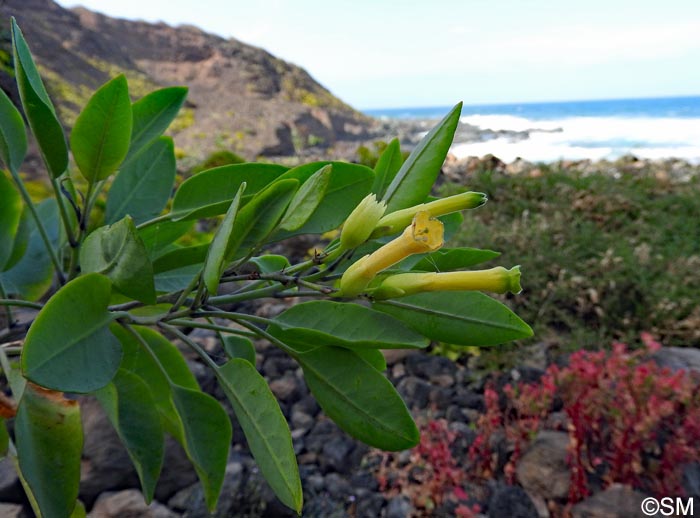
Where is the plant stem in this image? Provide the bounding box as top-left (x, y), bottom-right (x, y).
top-left (170, 274), bottom-right (202, 312)
top-left (0, 299), bottom-right (43, 310)
top-left (160, 323), bottom-right (219, 371)
top-left (135, 213), bottom-right (171, 230)
top-left (207, 284), bottom-right (285, 306)
top-left (50, 176), bottom-right (76, 246)
top-left (194, 310), bottom-right (277, 328)
top-left (8, 168), bottom-right (65, 284)
top-left (167, 318), bottom-right (257, 338)
top-left (0, 283), bottom-right (13, 329)
top-left (232, 318), bottom-right (298, 357)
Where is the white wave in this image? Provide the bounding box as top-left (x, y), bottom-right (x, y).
top-left (453, 115), bottom-right (700, 163)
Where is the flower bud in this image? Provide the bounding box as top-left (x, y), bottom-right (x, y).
top-left (372, 191), bottom-right (487, 238)
top-left (337, 211), bottom-right (444, 297)
top-left (340, 194), bottom-right (387, 250)
top-left (372, 265), bottom-right (522, 300)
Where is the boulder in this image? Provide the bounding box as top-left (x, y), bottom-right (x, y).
top-left (89, 490), bottom-right (178, 518)
top-left (516, 431), bottom-right (570, 500)
top-left (570, 484), bottom-right (647, 518)
top-left (488, 484), bottom-right (539, 518)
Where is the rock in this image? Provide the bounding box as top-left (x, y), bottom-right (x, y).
top-left (155, 438), bottom-right (199, 502)
top-left (320, 436), bottom-right (356, 474)
top-left (306, 473), bottom-right (326, 493)
top-left (405, 354), bottom-right (457, 380)
top-left (396, 376), bottom-right (431, 409)
top-left (79, 398), bottom-right (197, 506)
top-left (453, 389), bottom-right (486, 412)
top-left (89, 490), bottom-right (178, 518)
top-left (0, 457), bottom-right (22, 502)
top-left (570, 484), bottom-right (647, 518)
top-left (291, 395), bottom-right (320, 417)
top-left (653, 347), bottom-right (700, 372)
top-left (386, 495), bottom-right (412, 518)
top-left (488, 484), bottom-right (539, 518)
top-left (354, 491), bottom-right (386, 518)
top-left (291, 409), bottom-right (314, 432)
top-left (382, 349), bottom-right (419, 366)
top-left (0, 503), bottom-right (23, 518)
top-left (351, 471), bottom-right (379, 492)
top-left (683, 462), bottom-right (700, 498)
top-left (79, 398), bottom-right (141, 507)
top-left (262, 356), bottom-right (298, 378)
top-left (429, 386), bottom-right (454, 410)
top-left (268, 374), bottom-right (300, 402)
top-left (505, 158), bottom-right (534, 176)
top-left (325, 473), bottom-right (351, 500)
top-left (516, 431), bottom-right (570, 500)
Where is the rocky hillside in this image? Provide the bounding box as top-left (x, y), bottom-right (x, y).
top-left (1, 0), bottom-right (374, 164)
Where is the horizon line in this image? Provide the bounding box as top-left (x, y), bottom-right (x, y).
top-left (360, 93), bottom-right (700, 112)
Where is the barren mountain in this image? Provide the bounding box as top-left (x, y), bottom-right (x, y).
top-left (1, 0), bottom-right (375, 165)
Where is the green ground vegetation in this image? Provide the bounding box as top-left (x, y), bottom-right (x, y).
top-left (442, 167), bottom-right (700, 350)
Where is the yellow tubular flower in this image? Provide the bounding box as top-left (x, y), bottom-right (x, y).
top-left (372, 266), bottom-right (522, 300)
top-left (371, 191), bottom-right (487, 238)
top-left (339, 194), bottom-right (387, 250)
top-left (337, 211), bottom-right (444, 297)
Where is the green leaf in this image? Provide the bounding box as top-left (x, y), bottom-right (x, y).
top-left (0, 87), bottom-right (27, 173)
top-left (222, 336), bottom-right (256, 365)
top-left (171, 385), bottom-right (231, 512)
top-left (0, 200), bottom-right (59, 300)
top-left (3, 205), bottom-right (31, 272)
top-left (225, 179), bottom-right (299, 260)
top-left (152, 244), bottom-right (208, 273)
top-left (154, 264), bottom-right (201, 292)
top-left (0, 418), bottom-right (9, 458)
top-left (105, 136), bottom-right (177, 225)
top-left (247, 255), bottom-right (291, 274)
top-left (11, 18), bottom-right (68, 178)
top-left (382, 103), bottom-right (462, 212)
top-left (70, 75), bottom-right (132, 183)
top-left (203, 183), bottom-right (245, 294)
top-left (126, 86), bottom-right (188, 162)
top-left (3, 204), bottom-right (30, 272)
top-left (171, 163), bottom-right (288, 221)
top-left (21, 273), bottom-right (122, 392)
top-left (70, 501), bottom-right (87, 518)
top-left (0, 174), bottom-right (22, 270)
top-left (298, 346), bottom-right (418, 450)
top-left (411, 248), bottom-right (501, 272)
top-left (279, 164), bottom-right (332, 231)
top-left (139, 219), bottom-right (194, 259)
top-left (95, 369), bottom-right (164, 502)
top-left (111, 325), bottom-right (198, 438)
top-left (372, 138), bottom-right (403, 198)
top-left (81, 216), bottom-right (156, 304)
top-left (374, 291), bottom-right (533, 346)
top-left (15, 383), bottom-right (83, 518)
top-left (218, 360), bottom-right (302, 513)
top-left (269, 301), bottom-right (428, 350)
top-left (355, 349), bottom-right (387, 371)
top-left (274, 161), bottom-right (374, 239)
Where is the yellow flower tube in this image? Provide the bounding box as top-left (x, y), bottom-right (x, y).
top-left (337, 211), bottom-right (444, 297)
top-left (371, 191), bottom-right (486, 238)
top-left (339, 194), bottom-right (387, 250)
top-left (372, 266), bottom-right (522, 300)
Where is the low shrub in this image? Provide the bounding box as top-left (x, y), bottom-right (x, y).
top-left (471, 334), bottom-right (700, 502)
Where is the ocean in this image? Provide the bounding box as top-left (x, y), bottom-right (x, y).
top-left (364, 96), bottom-right (700, 163)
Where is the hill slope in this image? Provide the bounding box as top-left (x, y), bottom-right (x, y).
top-left (1, 0), bottom-right (374, 164)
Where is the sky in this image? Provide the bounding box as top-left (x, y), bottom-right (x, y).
top-left (54, 0), bottom-right (700, 109)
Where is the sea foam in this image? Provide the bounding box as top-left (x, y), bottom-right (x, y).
top-left (452, 115), bottom-right (700, 163)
